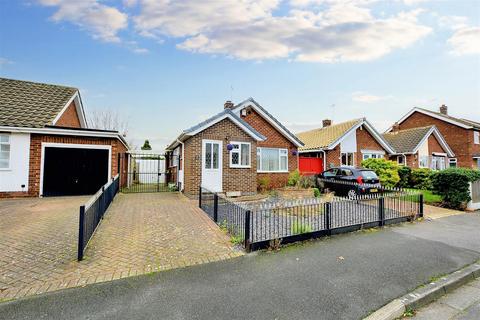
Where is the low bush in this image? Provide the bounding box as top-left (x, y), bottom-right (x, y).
top-left (299, 175), bottom-right (315, 189)
top-left (431, 168), bottom-right (480, 209)
top-left (287, 170), bottom-right (301, 187)
top-left (410, 168), bottom-right (434, 190)
top-left (313, 188), bottom-right (321, 198)
top-left (291, 221), bottom-right (313, 235)
top-left (361, 158), bottom-right (400, 187)
top-left (258, 177), bottom-right (271, 193)
top-left (397, 166), bottom-right (412, 188)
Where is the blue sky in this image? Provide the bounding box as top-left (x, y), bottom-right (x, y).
top-left (0, 0), bottom-right (479, 150)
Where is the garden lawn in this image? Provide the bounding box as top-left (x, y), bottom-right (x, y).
top-left (407, 189), bottom-right (443, 205)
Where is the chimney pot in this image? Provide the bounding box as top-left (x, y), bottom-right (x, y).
top-left (224, 100), bottom-right (234, 109)
top-left (322, 119), bottom-right (332, 127)
top-left (440, 104), bottom-right (448, 115)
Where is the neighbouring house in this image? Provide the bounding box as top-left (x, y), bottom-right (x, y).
top-left (388, 105), bottom-right (480, 169)
top-left (165, 98), bottom-right (304, 197)
top-left (297, 118), bottom-right (395, 173)
top-left (383, 125), bottom-right (455, 170)
top-left (0, 77), bottom-right (128, 198)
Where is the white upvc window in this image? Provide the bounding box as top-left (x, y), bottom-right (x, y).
top-left (474, 131), bottom-right (480, 144)
top-left (257, 147), bottom-right (288, 172)
top-left (430, 156), bottom-right (446, 170)
top-left (341, 152), bottom-right (354, 166)
top-left (397, 155), bottom-right (405, 166)
top-left (448, 158), bottom-right (457, 168)
top-left (230, 142), bottom-right (251, 168)
top-left (362, 153), bottom-right (384, 160)
top-left (0, 133), bottom-right (10, 169)
top-left (419, 156), bottom-right (429, 168)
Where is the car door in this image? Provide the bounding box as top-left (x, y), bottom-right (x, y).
top-left (321, 168), bottom-right (338, 191)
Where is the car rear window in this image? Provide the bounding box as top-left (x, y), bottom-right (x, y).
top-left (361, 171), bottom-right (378, 179)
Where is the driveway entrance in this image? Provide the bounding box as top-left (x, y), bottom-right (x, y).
top-left (0, 193), bottom-right (241, 300)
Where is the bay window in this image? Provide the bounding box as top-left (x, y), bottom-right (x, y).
top-left (257, 148), bottom-right (288, 172)
top-left (0, 133), bottom-right (10, 169)
top-left (230, 142), bottom-right (251, 168)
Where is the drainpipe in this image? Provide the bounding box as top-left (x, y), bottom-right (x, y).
top-left (176, 139), bottom-right (185, 191)
top-left (320, 150), bottom-right (327, 171)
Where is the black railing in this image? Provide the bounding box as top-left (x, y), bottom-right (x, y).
top-left (199, 184), bottom-right (423, 252)
top-left (78, 175), bottom-right (119, 261)
top-left (200, 187), bottom-right (251, 248)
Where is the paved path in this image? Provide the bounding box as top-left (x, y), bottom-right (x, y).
top-left (408, 278), bottom-right (480, 319)
top-left (423, 204), bottom-right (465, 220)
top-left (0, 193), bottom-right (241, 301)
top-left (1, 213), bottom-right (479, 320)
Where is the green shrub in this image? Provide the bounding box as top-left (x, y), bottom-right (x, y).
top-left (287, 169), bottom-right (301, 187)
top-left (397, 166), bottom-right (412, 188)
top-left (291, 221), bottom-right (313, 235)
top-left (299, 175), bottom-right (315, 189)
top-left (313, 188), bottom-right (321, 198)
top-left (431, 168), bottom-right (480, 209)
top-left (258, 177), bottom-right (271, 193)
top-left (361, 158), bottom-right (400, 187)
top-left (410, 168), bottom-right (434, 190)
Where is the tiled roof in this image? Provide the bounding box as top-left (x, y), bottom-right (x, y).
top-left (297, 119), bottom-right (363, 151)
top-left (416, 108), bottom-right (480, 130)
top-left (382, 126), bottom-right (434, 153)
top-left (0, 77), bottom-right (77, 128)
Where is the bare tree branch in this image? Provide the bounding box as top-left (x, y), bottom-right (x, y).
top-left (88, 108), bottom-right (129, 137)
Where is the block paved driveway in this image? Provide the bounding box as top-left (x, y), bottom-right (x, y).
top-left (0, 193), bottom-right (241, 301)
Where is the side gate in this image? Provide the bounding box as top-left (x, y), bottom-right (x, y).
top-left (118, 152), bottom-right (179, 193)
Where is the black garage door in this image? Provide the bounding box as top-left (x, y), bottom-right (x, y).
top-left (42, 147), bottom-right (109, 197)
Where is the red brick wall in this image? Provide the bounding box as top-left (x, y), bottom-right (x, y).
top-left (183, 118), bottom-right (257, 197)
top-left (356, 126), bottom-right (388, 165)
top-left (399, 111), bottom-right (476, 168)
top-left (428, 134), bottom-right (446, 154)
top-left (241, 107), bottom-right (298, 188)
top-left (55, 101), bottom-right (81, 128)
top-left (325, 145), bottom-right (341, 168)
top-left (28, 134), bottom-right (126, 197)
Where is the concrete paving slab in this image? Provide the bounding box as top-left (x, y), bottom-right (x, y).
top-left (437, 286), bottom-right (480, 310)
top-left (454, 302), bottom-right (480, 320)
top-left (411, 302), bottom-right (459, 320)
top-left (468, 278), bottom-right (480, 289)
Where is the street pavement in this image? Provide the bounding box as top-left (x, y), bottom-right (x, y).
top-left (1, 213), bottom-right (479, 320)
top-left (408, 278), bottom-right (480, 319)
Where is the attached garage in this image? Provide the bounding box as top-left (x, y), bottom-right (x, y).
top-left (41, 144), bottom-right (110, 196)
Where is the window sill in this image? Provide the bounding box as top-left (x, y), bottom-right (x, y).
top-left (257, 170), bottom-right (289, 173)
top-left (0, 168), bottom-right (11, 171)
top-left (230, 165), bottom-right (251, 169)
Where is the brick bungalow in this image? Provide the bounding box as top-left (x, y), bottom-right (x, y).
top-left (388, 105), bottom-right (480, 169)
top-left (165, 98), bottom-right (304, 197)
top-left (297, 118), bottom-right (395, 173)
top-left (382, 125), bottom-right (455, 169)
top-left (0, 77), bottom-right (128, 198)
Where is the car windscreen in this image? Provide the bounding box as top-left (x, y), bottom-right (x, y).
top-left (361, 171), bottom-right (378, 179)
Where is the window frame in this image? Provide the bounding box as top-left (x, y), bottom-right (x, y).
top-left (0, 133), bottom-right (10, 170)
top-left (362, 153), bottom-right (384, 160)
top-left (448, 158), bottom-right (457, 168)
top-left (474, 131), bottom-right (480, 144)
top-left (397, 155), bottom-right (405, 166)
top-left (341, 152), bottom-right (354, 166)
top-left (257, 147), bottom-right (289, 173)
top-left (229, 141), bottom-right (251, 168)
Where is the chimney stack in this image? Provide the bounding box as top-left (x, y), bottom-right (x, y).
top-left (322, 119), bottom-right (332, 127)
top-left (392, 122), bottom-right (400, 132)
top-left (224, 100), bottom-right (234, 109)
top-left (440, 104), bottom-right (448, 115)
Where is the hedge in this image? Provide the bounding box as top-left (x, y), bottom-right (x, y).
top-left (361, 158), bottom-right (400, 187)
top-left (431, 168), bottom-right (480, 209)
top-left (410, 168), bottom-right (434, 190)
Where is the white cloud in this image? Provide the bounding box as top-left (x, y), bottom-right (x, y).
top-left (131, 0), bottom-right (431, 62)
top-left (437, 15), bottom-right (469, 30)
top-left (448, 26), bottom-right (480, 56)
top-left (38, 0), bottom-right (128, 42)
top-left (0, 57), bottom-right (13, 66)
top-left (352, 92), bottom-right (390, 103)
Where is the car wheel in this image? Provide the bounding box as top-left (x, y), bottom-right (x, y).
top-left (347, 189), bottom-right (357, 200)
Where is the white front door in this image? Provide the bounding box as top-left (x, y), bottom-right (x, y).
top-left (201, 139), bottom-right (223, 192)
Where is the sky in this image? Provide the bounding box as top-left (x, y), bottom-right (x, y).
top-left (0, 0), bottom-right (479, 150)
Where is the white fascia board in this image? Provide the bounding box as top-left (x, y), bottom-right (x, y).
top-left (232, 101), bottom-right (303, 147)
top-left (188, 113), bottom-right (265, 141)
top-left (386, 107), bottom-right (473, 132)
top-left (0, 126), bottom-right (128, 148)
top-left (327, 121), bottom-right (362, 151)
top-left (52, 91), bottom-right (88, 128)
top-left (362, 121), bottom-right (396, 154)
top-left (431, 127), bottom-right (455, 157)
